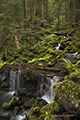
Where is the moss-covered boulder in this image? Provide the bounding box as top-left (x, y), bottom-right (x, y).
top-left (53, 80), bottom-right (80, 116)
top-left (47, 58), bottom-right (58, 67)
top-left (77, 54), bottom-right (80, 60)
top-left (24, 98), bottom-right (35, 109)
top-left (26, 80), bottom-right (80, 120)
top-left (27, 97), bottom-right (40, 120)
top-left (3, 96), bottom-right (18, 109)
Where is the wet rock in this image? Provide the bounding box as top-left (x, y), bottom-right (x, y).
top-left (11, 97), bottom-right (19, 107)
top-left (24, 98), bottom-right (35, 109)
top-left (53, 80), bottom-right (80, 116)
top-left (12, 106), bottom-right (20, 116)
top-left (38, 98), bottom-right (48, 108)
top-left (27, 91), bottom-right (34, 98)
top-left (1, 81), bottom-right (9, 89)
top-left (17, 89), bottom-right (26, 97)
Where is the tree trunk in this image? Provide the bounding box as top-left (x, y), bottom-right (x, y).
top-left (0, 0), bottom-right (1, 13)
top-left (42, 0), bottom-right (44, 20)
top-left (74, 0), bottom-right (76, 31)
top-left (25, 0), bottom-right (27, 17)
top-left (65, 0), bottom-right (67, 22)
top-left (46, 0), bottom-right (48, 20)
top-left (22, 0), bottom-right (25, 29)
top-left (69, 1), bottom-right (73, 26)
top-left (15, 35), bottom-right (19, 49)
top-left (34, 0), bottom-right (36, 16)
top-left (58, 0), bottom-right (59, 32)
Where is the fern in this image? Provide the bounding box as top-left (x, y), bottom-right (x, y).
top-left (74, 60), bottom-right (80, 67)
top-left (61, 58), bottom-right (80, 71)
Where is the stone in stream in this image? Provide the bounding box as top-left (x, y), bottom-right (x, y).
top-left (12, 106), bottom-right (20, 116)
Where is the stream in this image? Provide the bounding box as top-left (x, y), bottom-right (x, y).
top-left (0, 69), bottom-right (63, 120)
top-left (0, 35), bottom-right (79, 120)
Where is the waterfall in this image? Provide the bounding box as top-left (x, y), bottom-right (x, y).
top-left (10, 70), bottom-right (24, 91)
top-left (10, 70), bottom-right (16, 91)
top-left (54, 43), bottom-right (61, 51)
top-left (38, 76), bottom-right (60, 103)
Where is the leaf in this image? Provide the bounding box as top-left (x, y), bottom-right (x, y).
top-left (74, 60), bottom-right (80, 67)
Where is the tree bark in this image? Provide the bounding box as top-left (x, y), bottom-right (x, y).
top-left (22, 0), bottom-right (25, 29)
top-left (0, 0), bottom-right (1, 13)
top-left (34, 0), bottom-right (36, 16)
top-left (58, 0), bottom-right (59, 32)
top-left (65, 0), bottom-right (67, 22)
top-left (69, 1), bottom-right (73, 26)
top-left (46, 0), bottom-right (48, 20)
top-left (25, 0), bottom-right (27, 17)
top-left (74, 0), bottom-right (76, 31)
top-left (42, 0), bottom-right (44, 20)
top-left (15, 35), bottom-right (19, 49)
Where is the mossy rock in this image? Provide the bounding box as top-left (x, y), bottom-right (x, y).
top-left (1, 81), bottom-right (9, 88)
top-left (64, 69), bottom-right (80, 84)
top-left (24, 98), bottom-right (35, 108)
top-left (3, 96), bottom-right (18, 109)
top-left (38, 63), bottom-right (43, 67)
top-left (27, 58), bottom-right (38, 64)
top-left (77, 54), bottom-right (80, 60)
top-left (38, 54), bottom-right (52, 61)
top-left (53, 80), bottom-right (80, 115)
top-left (47, 58), bottom-right (57, 67)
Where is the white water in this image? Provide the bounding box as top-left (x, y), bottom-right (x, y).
top-left (10, 70), bottom-right (24, 91)
top-left (55, 43), bottom-right (61, 51)
top-left (10, 115), bottom-right (25, 120)
top-left (66, 51), bottom-right (78, 58)
top-left (38, 76), bottom-right (60, 103)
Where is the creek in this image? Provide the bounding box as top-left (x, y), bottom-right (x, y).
top-left (0, 69), bottom-right (63, 120)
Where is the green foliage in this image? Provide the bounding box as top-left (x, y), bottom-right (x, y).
top-left (3, 96), bottom-right (17, 109)
top-left (77, 54), bottom-right (80, 60)
top-left (61, 58), bottom-right (80, 72)
top-left (53, 80), bottom-right (80, 105)
top-left (38, 63), bottom-right (43, 67)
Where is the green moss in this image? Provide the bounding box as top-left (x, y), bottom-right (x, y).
top-left (27, 58), bottom-right (38, 64)
top-left (1, 81), bottom-right (9, 88)
top-left (56, 54), bottom-right (62, 59)
top-left (3, 96), bottom-right (17, 109)
top-left (24, 98), bottom-right (35, 108)
top-left (38, 63), bottom-right (43, 66)
top-left (53, 80), bottom-right (80, 105)
top-left (77, 54), bottom-right (80, 60)
top-left (65, 44), bottom-right (77, 53)
top-left (47, 48), bottom-right (54, 54)
top-left (38, 54), bottom-right (52, 61)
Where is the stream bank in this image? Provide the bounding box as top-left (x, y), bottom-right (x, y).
top-left (0, 32), bottom-right (80, 120)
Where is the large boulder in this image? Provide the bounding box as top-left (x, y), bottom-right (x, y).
top-left (53, 80), bottom-right (80, 118)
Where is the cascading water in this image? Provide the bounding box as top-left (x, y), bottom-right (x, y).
top-left (10, 70), bottom-right (24, 91)
top-left (10, 70), bottom-right (16, 91)
top-left (54, 43), bottom-right (61, 51)
top-left (38, 76), bottom-right (60, 103)
top-left (66, 51), bottom-right (79, 59)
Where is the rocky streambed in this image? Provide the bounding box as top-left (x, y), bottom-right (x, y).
top-left (0, 55), bottom-right (80, 120)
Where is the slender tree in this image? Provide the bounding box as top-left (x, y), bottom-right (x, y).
top-left (42, 0), bottom-right (44, 20)
top-left (46, 0), bottom-right (48, 20)
top-left (58, 0), bottom-right (59, 32)
top-left (65, 0), bottom-right (67, 22)
top-left (34, 0), bottom-right (36, 16)
top-left (69, 0), bottom-right (73, 26)
top-left (22, 0), bottom-right (25, 29)
top-left (74, 0), bottom-right (76, 31)
top-left (25, 0), bottom-right (27, 17)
